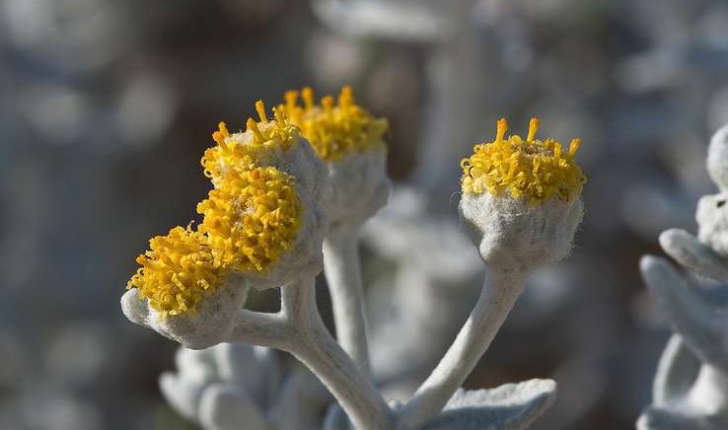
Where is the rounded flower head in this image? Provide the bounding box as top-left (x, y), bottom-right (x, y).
top-left (127, 225), bottom-right (226, 316)
top-left (460, 118), bottom-right (584, 204)
top-left (279, 86), bottom-right (391, 229)
top-left (202, 102), bottom-right (299, 184)
top-left (201, 101), bottom-right (327, 286)
top-left (123, 101), bottom-right (328, 347)
top-left (203, 102), bottom-right (326, 202)
top-left (459, 119), bottom-right (585, 269)
top-left (279, 86), bottom-right (388, 161)
top-left (123, 226), bottom-right (249, 348)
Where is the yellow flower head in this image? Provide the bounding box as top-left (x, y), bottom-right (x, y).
top-left (202, 101), bottom-right (300, 183)
top-left (128, 101), bottom-right (308, 317)
top-left (127, 226), bottom-right (223, 317)
top-left (278, 86), bottom-right (388, 161)
top-left (460, 118), bottom-right (586, 205)
top-left (197, 166), bottom-right (303, 273)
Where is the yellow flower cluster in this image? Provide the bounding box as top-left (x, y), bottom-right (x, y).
top-left (127, 226), bottom-right (221, 316)
top-left (202, 102), bottom-right (299, 181)
top-left (128, 102), bottom-right (303, 316)
top-left (278, 86), bottom-right (388, 161)
top-left (197, 166), bottom-right (302, 272)
top-left (460, 118), bottom-right (586, 205)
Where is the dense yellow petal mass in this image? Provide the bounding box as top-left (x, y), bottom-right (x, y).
top-left (127, 226), bottom-right (224, 317)
top-left (128, 101), bottom-right (305, 316)
top-left (201, 101), bottom-right (300, 182)
top-left (460, 118), bottom-right (586, 205)
top-left (278, 86), bottom-right (388, 161)
top-left (197, 166), bottom-right (303, 273)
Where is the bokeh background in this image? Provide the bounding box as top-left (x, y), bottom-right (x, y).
top-left (1, 0), bottom-right (728, 429)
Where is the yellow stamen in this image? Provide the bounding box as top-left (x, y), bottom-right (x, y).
top-left (527, 118), bottom-right (539, 142)
top-left (285, 90), bottom-right (299, 108)
top-left (255, 100), bottom-right (267, 123)
top-left (273, 107), bottom-right (285, 124)
top-left (568, 138), bottom-right (581, 158)
top-left (322, 96), bottom-right (334, 115)
top-left (338, 85), bottom-right (355, 107)
top-left (247, 118), bottom-right (266, 143)
top-left (302, 87), bottom-right (314, 110)
top-left (496, 118), bottom-right (508, 143)
top-left (212, 122), bottom-right (231, 150)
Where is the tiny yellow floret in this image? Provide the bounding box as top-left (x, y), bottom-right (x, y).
top-left (202, 100), bottom-right (300, 182)
top-left (460, 118), bottom-right (586, 204)
top-left (127, 226), bottom-right (224, 317)
top-left (278, 86), bottom-right (389, 161)
top-left (197, 165), bottom-right (303, 273)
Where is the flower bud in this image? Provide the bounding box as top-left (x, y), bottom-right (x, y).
top-left (458, 118), bottom-right (585, 269)
top-left (122, 241), bottom-right (249, 349)
top-left (279, 86), bottom-right (390, 229)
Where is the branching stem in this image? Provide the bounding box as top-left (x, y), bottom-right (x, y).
top-left (229, 278), bottom-right (392, 430)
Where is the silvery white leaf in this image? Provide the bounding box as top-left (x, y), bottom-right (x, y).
top-left (198, 384), bottom-right (270, 430)
top-left (420, 379), bottom-right (557, 430)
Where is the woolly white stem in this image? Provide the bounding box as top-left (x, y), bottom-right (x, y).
top-left (228, 310), bottom-right (292, 350)
top-left (324, 232), bottom-right (371, 372)
top-left (395, 265), bottom-right (528, 430)
top-left (282, 278), bottom-right (392, 430)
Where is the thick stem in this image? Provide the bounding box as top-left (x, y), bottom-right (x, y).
top-left (323, 232), bottom-right (371, 372)
top-left (283, 279), bottom-right (392, 430)
top-left (395, 266), bottom-right (528, 429)
top-left (228, 310), bottom-right (293, 350)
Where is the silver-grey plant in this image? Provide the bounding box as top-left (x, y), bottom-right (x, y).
top-left (639, 124), bottom-right (728, 430)
top-left (121, 97), bottom-right (585, 429)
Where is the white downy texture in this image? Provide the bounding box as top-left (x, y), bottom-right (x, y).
top-left (420, 379), bottom-right (557, 430)
top-left (121, 274), bottom-right (249, 350)
top-left (160, 348), bottom-right (218, 422)
top-left (659, 229), bottom-right (728, 283)
top-left (459, 193), bottom-right (584, 269)
top-left (638, 256), bottom-right (728, 429)
top-left (707, 124), bottom-right (728, 191)
top-left (637, 256), bottom-right (728, 430)
top-left (320, 149), bottom-right (390, 231)
top-left (697, 192), bottom-right (728, 257)
top-left (639, 123), bottom-right (728, 430)
top-left (161, 344), bottom-right (282, 430)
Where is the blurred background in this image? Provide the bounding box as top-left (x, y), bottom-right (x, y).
top-left (1, 0), bottom-right (728, 429)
